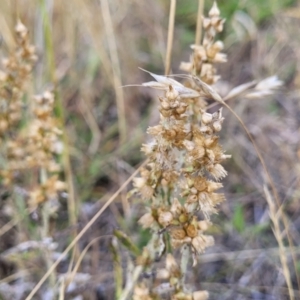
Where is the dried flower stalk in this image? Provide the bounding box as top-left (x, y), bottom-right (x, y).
top-left (0, 22), bottom-right (65, 210)
top-left (0, 22), bottom-right (37, 139)
top-left (127, 3), bottom-right (229, 299)
top-left (0, 21), bottom-right (66, 298)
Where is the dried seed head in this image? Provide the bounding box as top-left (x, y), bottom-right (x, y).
top-left (191, 236), bottom-right (205, 254)
top-left (160, 108), bottom-right (173, 118)
top-left (173, 292), bottom-right (193, 300)
top-left (212, 41), bottom-right (224, 51)
top-left (171, 198), bottom-right (183, 216)
top-left (169, 227), bottom-right (187, 240)
top-left (207, 163), bottom-right (227, 180)
top-left (197, 220), bottom-right (211, 232)
top-left (206, 181), bottom-right (223, 192)
top-left (190, 187), bottom-right (198, 195)
top-left (161, 100), bottom-right (170, 110)
top-left (147, 125), bottom-right (162, 136)
top-left (214, 52), bottom-right (227, 63)
top-left (192, 290), bottom-right (209, 300)
top-left (166, 85), bottom-right (179, 100)
top-left (201, 110), bottom-right (213, 124)
top-left (187, 194), bottom-right (198, 203)
top-left (209, 2), bottom-right (220, 17)
top-left (179, 213), bottom-right (188, 223)
top-left (183, 140), bottom-right (195, 151)
top-left (133, 177), bottom-right (146, 189)
top-left (0, 70), bottom-right (8, 81)
top-left (158, 211), bottom-right (173, 227)
top-left (204, 136), bottom-right (217, 147)
top-left (140, 185), bottom-right (154, 199)
top-left (130, 1), bottom-right (230, 292)
top-left (212, 120), bottom-right (223, 132)
top-left (133, 284), bottom-right (153, 300)
top-left (156, 268), bottom-right (170, 279)
top-left (186, 224), bottom-right (198, 238)
top-left (194, 177), bottom-right (207, 192)
top-left (176, 105), bottom-right (187, 114)
top-left (0, 120), bottom-right (8, 132)
top-left (202, 17), bottom-right (211, 29)
top-left (166, 254), bottom-right (180, 275)
top-left (138, 213), bottom-right (154, 229)
top-left (15, 21), bottom-right (28, 38)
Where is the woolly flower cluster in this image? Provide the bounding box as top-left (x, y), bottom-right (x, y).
top-left (132, 76), bottom-right (228, 297)
top-left (130, 3), bottom-right (230, 299)
top-left (0, 23), bottom-right (65, 210)
top-left (180, 2), bottom-right (226, 85)
top-left (0, 22), bottom-right (37, 137)
top-left (134, 71), bottom-right (229, 264)
top-left (27, 91), bottom-right (66, 209)
top-left (134, 254), bottom-right (209, 300)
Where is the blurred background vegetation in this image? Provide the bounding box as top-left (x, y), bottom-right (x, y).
top-left (0, 0), bottom-right (300, 299)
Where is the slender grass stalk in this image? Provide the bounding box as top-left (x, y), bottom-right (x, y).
top-left (100, 0), bottom-right (127, 144)
top-left (73, 0), bottom-right (113, 82)
top-left (58, 279), bottom-right (65, 300)
top-left (38, 0), bottom-right (55, 85)
top-left (195, 0), bottom-right (204, 46)
top-left (165, 0), bottom-right (176, 75)
top-left (79, 96), bottom-right (102, 155)
top-left (264, 185), bottom-right (294, 300)
top-left (65, 236), bottom-right (112, 289)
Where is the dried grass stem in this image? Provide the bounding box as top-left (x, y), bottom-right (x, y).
top-left (165, 0), bottom-right (176, 75)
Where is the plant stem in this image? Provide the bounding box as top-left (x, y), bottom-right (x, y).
top-left (165, 0), bottom-right (176, 75)
top-left (195, 0), bottom-right (204, 46)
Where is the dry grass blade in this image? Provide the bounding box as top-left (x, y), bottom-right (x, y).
top-left (79, 95), bottom-right (102, 155)
top-left (73, 0), bottom-right (112, 80)
top-left (223, 80), bottom-right (257, 101)
top-left (100, 0), bottom-right (127, 143)
top-left (25, 159), bottom-right (148, 300)
top-left (0, 270), bottom-right (29, 285)
top-left (66, 235), bottom-right (112, 289)
top-left (0, 209), bottom-right (31, 237)
top-left (264, 185), bottom-right (294, 300)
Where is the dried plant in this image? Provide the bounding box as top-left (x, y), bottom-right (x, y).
top-left (122, 3), bottom-right (231, 300)
top-left (0, 22), bottom-right (65, 211)
top-left (123, 2), bottom-right (285, 299)
top-left (0, 22), bottom-right (66, 298)
top-left (0, 22), bottom-right (37, 186)
top-left (0, 22), bottom-right (37, 137)
top-left (0, 3), bottom-right (293, 300)
top-left (180, 1), bottom-right (226, 85)
top-left (26, 91), bottom-right (65, 210)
